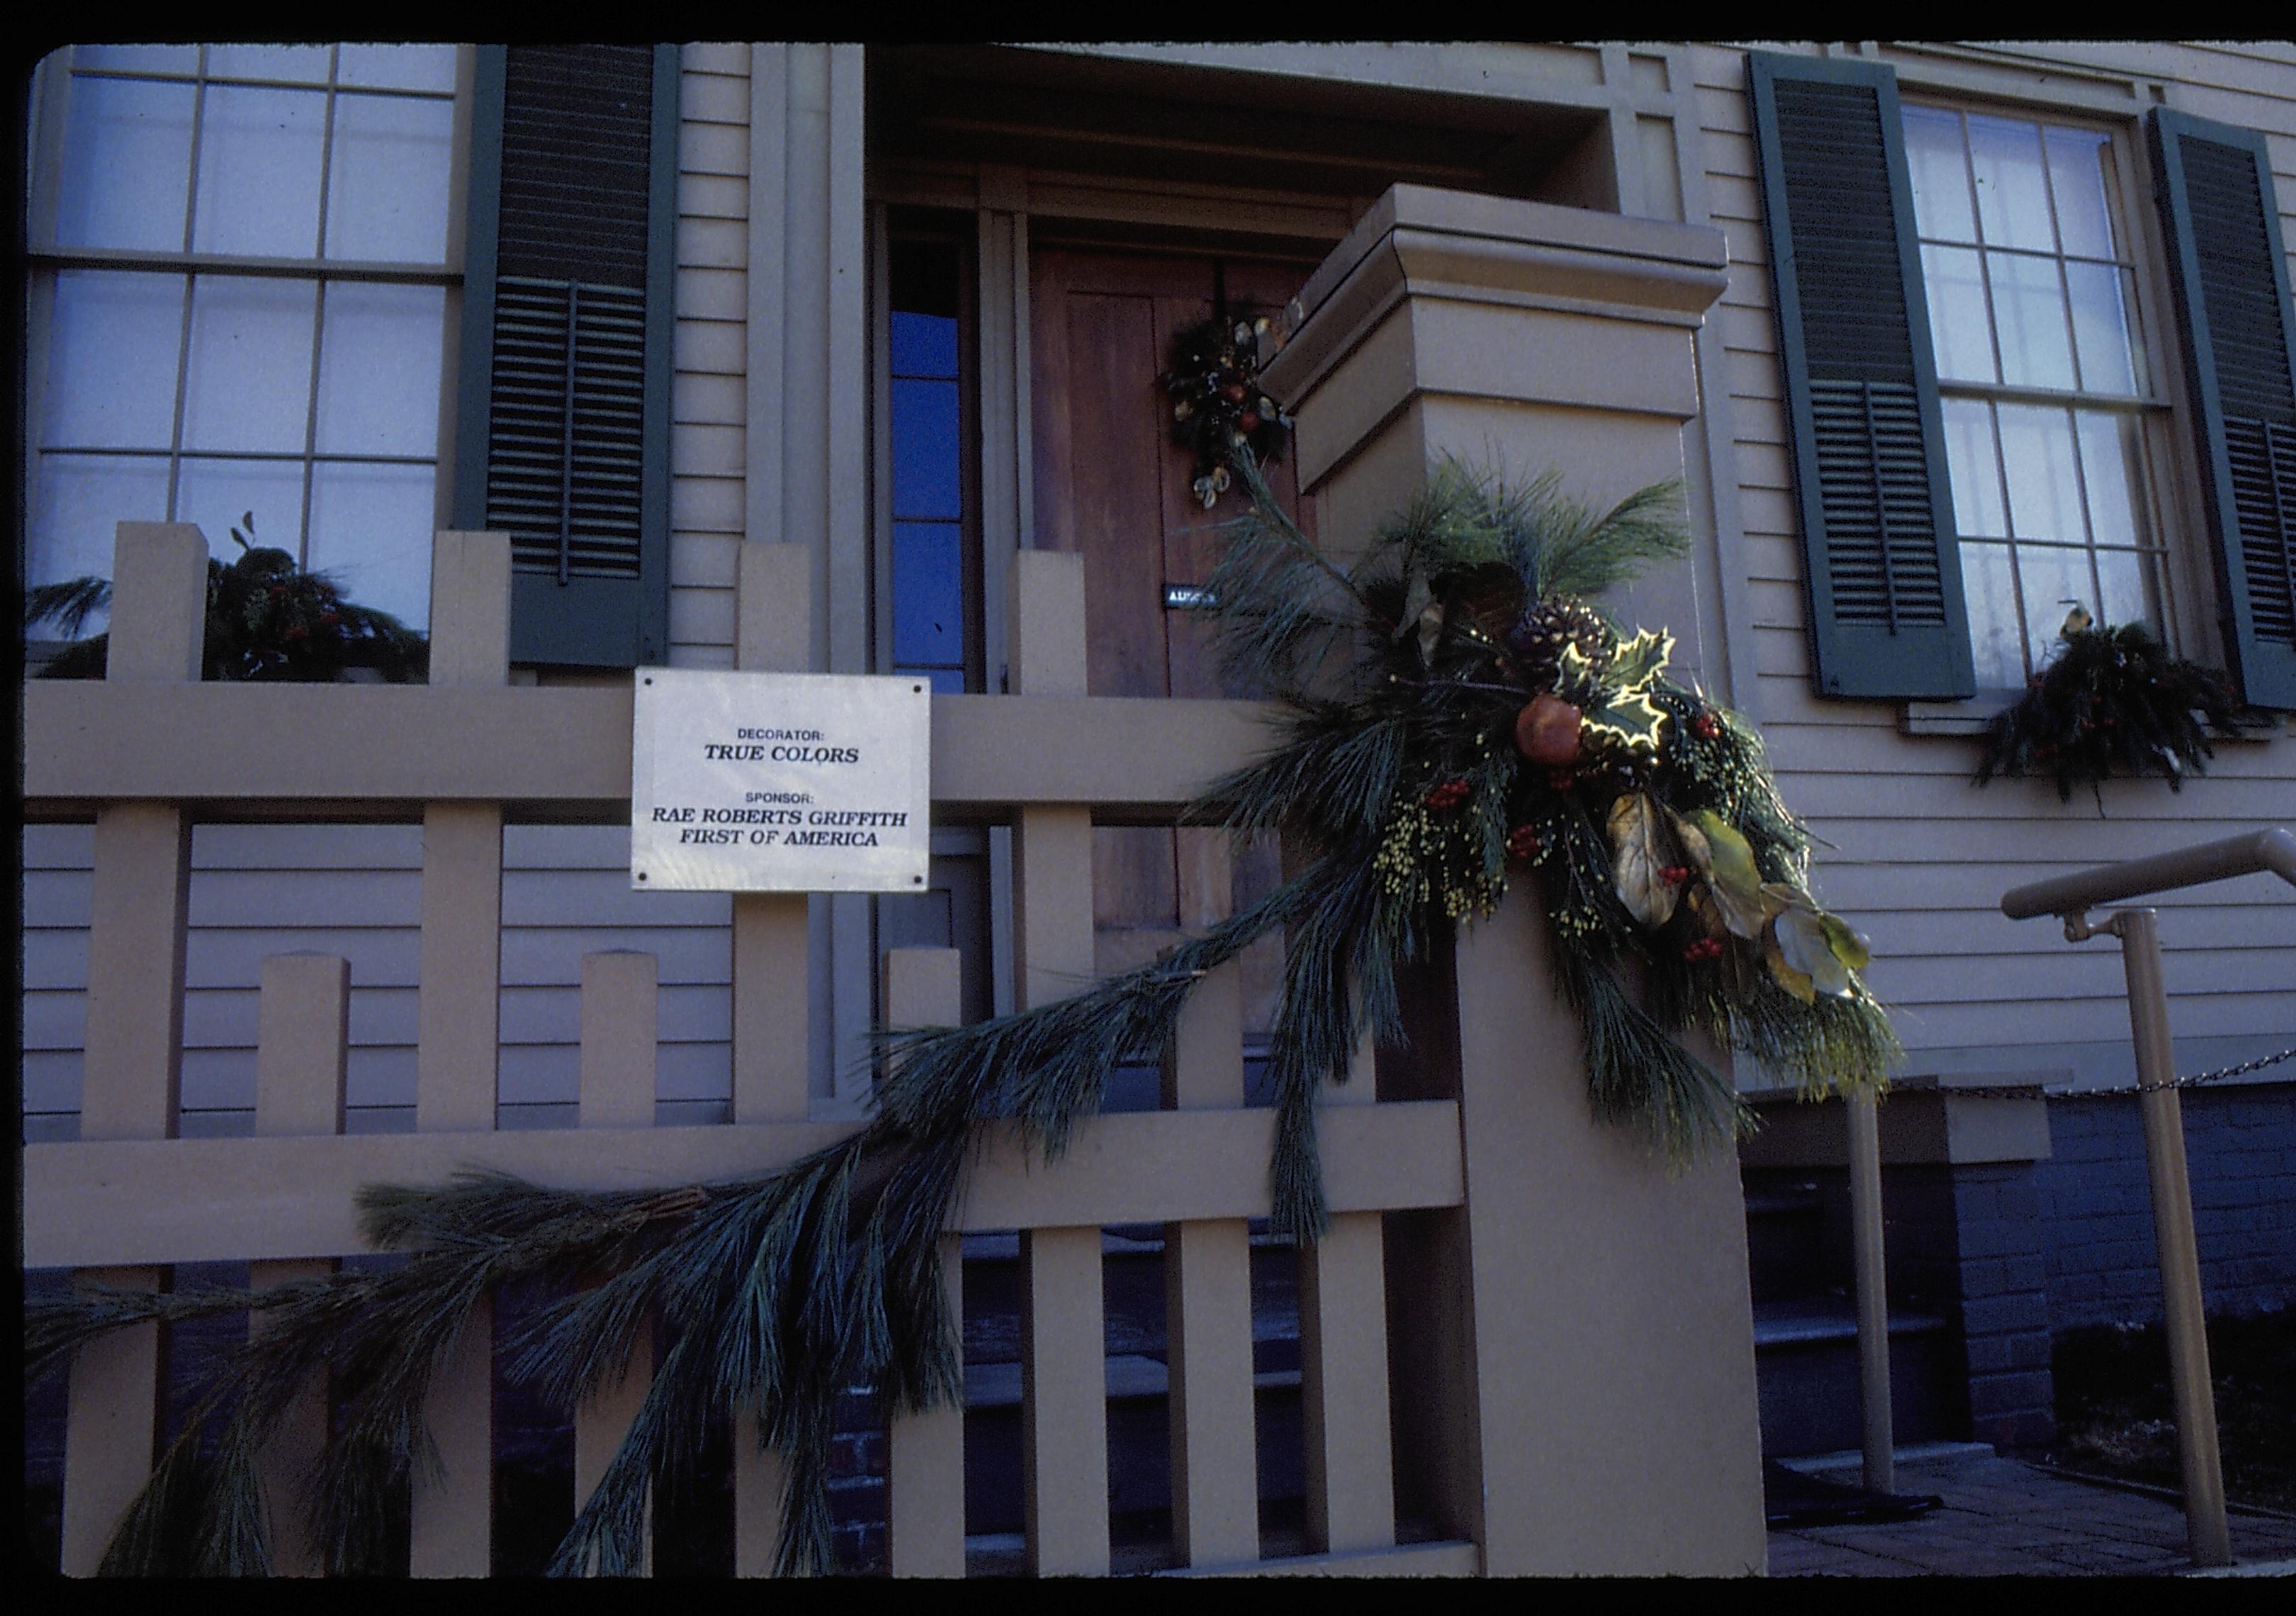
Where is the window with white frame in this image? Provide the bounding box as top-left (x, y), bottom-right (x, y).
top-left (24, 43), bottom-right (461, 632)
top-left (1901, 102), bottom-right (2173, 689)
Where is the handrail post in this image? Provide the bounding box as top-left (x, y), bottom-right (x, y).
top-left (1845, 1089), bottom-right (1893, 1497)
top-left (2110, 908), bottom-right (2231, 1568)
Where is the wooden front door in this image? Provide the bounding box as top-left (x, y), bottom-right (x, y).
top-left (1030, 246), bottom-right (1315, 985)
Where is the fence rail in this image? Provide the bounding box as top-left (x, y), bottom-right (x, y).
top-left (23, 523), bottom-right (1473, 1577)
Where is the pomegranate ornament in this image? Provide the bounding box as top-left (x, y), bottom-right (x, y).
top-left (1513, 692), bottom-right (1584, 767)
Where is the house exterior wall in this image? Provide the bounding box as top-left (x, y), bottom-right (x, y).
top-left (1693, 40), bottom-right (2296, 1089)
top-left (18, 40), bottom-right (2296, 1481)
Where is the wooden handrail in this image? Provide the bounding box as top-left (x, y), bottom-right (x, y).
top-left (2000, 827), bottom-right (2296, 919)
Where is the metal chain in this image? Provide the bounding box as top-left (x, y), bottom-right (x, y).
top-left (1913, 1043), bottom-right (2296, 1102)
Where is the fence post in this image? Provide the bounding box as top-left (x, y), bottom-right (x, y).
top-left (60, 521), bottom-right (206, 1575)
top-left (883, 947), bottom-right (968, 1577)
top-left (731, 540), bottom-right (815, 1575)
top-left (1004, 548), bottom-right (1110, 1576)
top-left (250, 952), bottom-right (351, 1576)
top-left (410, 529), bottom-right (510, 1576)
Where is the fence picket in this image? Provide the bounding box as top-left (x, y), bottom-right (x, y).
top-left (571, 952), bottom-right (660, 1573)
top-left (1299, 1028), bottom-right (1395, 1554)
top-left (1161, 964), bottom-right (1259, 1569)
top-left (884, 948), bottom-right (967, 1577)
top-left (250, 951), bottom-right (349, 1576)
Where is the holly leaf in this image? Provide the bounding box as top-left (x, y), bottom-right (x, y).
top-left (1607, 627), bottom-right (1673, 690)
top-left (1582, 685), bottom-right (1670, 755)
top-left (1606, 792), bottom-right (1678, 928)
top-left (1677, 808), bottom-right (1774, 939)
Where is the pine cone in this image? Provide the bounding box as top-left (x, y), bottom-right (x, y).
top-left (1507, 597), bottom-right (1612, 687)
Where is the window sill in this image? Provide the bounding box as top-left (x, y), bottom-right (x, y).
top-left (1900, 695), bottom-right (2014, 737)
top-left (1901, 695), bottom-right (2287, 742)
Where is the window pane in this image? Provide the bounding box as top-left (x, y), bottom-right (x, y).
top-left (74, 45), bottom-right (199, 74)
top-left (1988, 252), bottom-right (2075, 391)
top-left (182, 276), bottom-right (317, 453)
top-left (2013, 544), bottom-right (2099, 672)
top-left (29, 453), bottom-right (174, 597)
top-left (325, 92), bottom-right (453, 263)
top-left (2074, 410), bottom-right (2147, 548)
top-left (1940, 396), bottom-right (2008, 538)
top-left (315, 283), bottom-right (446, 455)
top-left (1966, 113), bottom-right (2054, 251)
top-left (206, 44), bottom-right (332, 84)
top-left (41, 271), bottom-right (186, 449)
top-left (1902, 105), bottom-right (1976, 243)
top-left (896, 666), bottom-right (966, 696)
top-left (1959, 540), bottom-right (2025, 688)
top-left (2045, 125), bottom-right (2118, 259)
top-left (192, 85), bottom-right (327, 257)
top-left (1997, 404), bottom-right (2086, 544)
top-left (308, 461), bottom-right (437, 628)
top-left (890, 310), bottom-right (959, 378)
top-left (890, 378), bottom-right (962, 519)
top-left (2094, 549), bottom-right (2161, 631)
top-left (55, 77), bottom-right (194, 251)
top-left (891, 522), bottom-right (964, 666)
top-left (1920, 244), bottom-right (1995, 383)
top-left (176, 456), bottom-right (308, 560)
top-left (2065, 260), bottom-right (2139, 396)
top-left (337, 45), bottom-right (460, 93)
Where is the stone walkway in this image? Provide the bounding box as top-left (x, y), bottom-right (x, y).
top-left (1769, 1445), bottom-right (2296, 1576)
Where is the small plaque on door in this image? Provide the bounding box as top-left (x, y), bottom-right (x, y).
top-left (631, 668), bottom-right (931, 892)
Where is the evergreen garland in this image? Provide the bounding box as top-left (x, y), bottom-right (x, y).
top-left (25, 517), bottom-right (428, 684)
top-left (1974, 615), bottom-right (2253, 807)
top-left (28, 457), bottom-right (1898, 1577)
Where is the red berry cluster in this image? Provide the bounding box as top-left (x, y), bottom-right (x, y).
top-left (1505, 824), bottom-right (1541, 861)
top-left (1682, 936), bottom-right (1726, 963)
top-left (1659, 864), bottom-right (1692, 887)
top-left (1424, 778), bottom-right (1470, 812)
top-left (1692, 712), bottom-right (1721, 741)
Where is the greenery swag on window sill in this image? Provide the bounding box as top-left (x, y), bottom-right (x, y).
top-left (1971, 608), bottom-right (2270, 809)
top-left (24, 517), bottom-right (428, 685)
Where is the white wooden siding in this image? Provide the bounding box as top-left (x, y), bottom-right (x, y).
top-left (670, 44), bottom-right (751, 670)
top-left (20, 43), bottom-right (2295, 1143)
top-left (20, 59), bottom-right (757, 1142)
top-left (1690, 41), bottom-right (2296, 1085)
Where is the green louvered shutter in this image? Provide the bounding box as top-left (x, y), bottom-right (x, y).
top-left (455, 45), bottom-right (679, 668)
top-left (1746, 53), bottom-right (1975, 700)
top-left (2150, 108), bottom-right (2296, 712)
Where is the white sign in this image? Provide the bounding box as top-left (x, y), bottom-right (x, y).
top-left (631, 668), bottom-right (931, 892)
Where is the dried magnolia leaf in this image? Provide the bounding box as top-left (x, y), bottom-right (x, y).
top-left (1774, 904), bottom-right (1852, 998)
top-left (1765, 932), bottom-right (1817, 1004)
top-left (1444, 561), bottom-right (1527, 644)
top-left (1679, 808), bottom-right (1772, 940)
top-left (1684, 882), bottom-right (1727, 938)
top-left (1397, 571), bottom-right (1434, 652)
top-left (1606, 792), bottom-right (1678, 928)
top-left (1822, 911), bottom-right (1872, 972)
